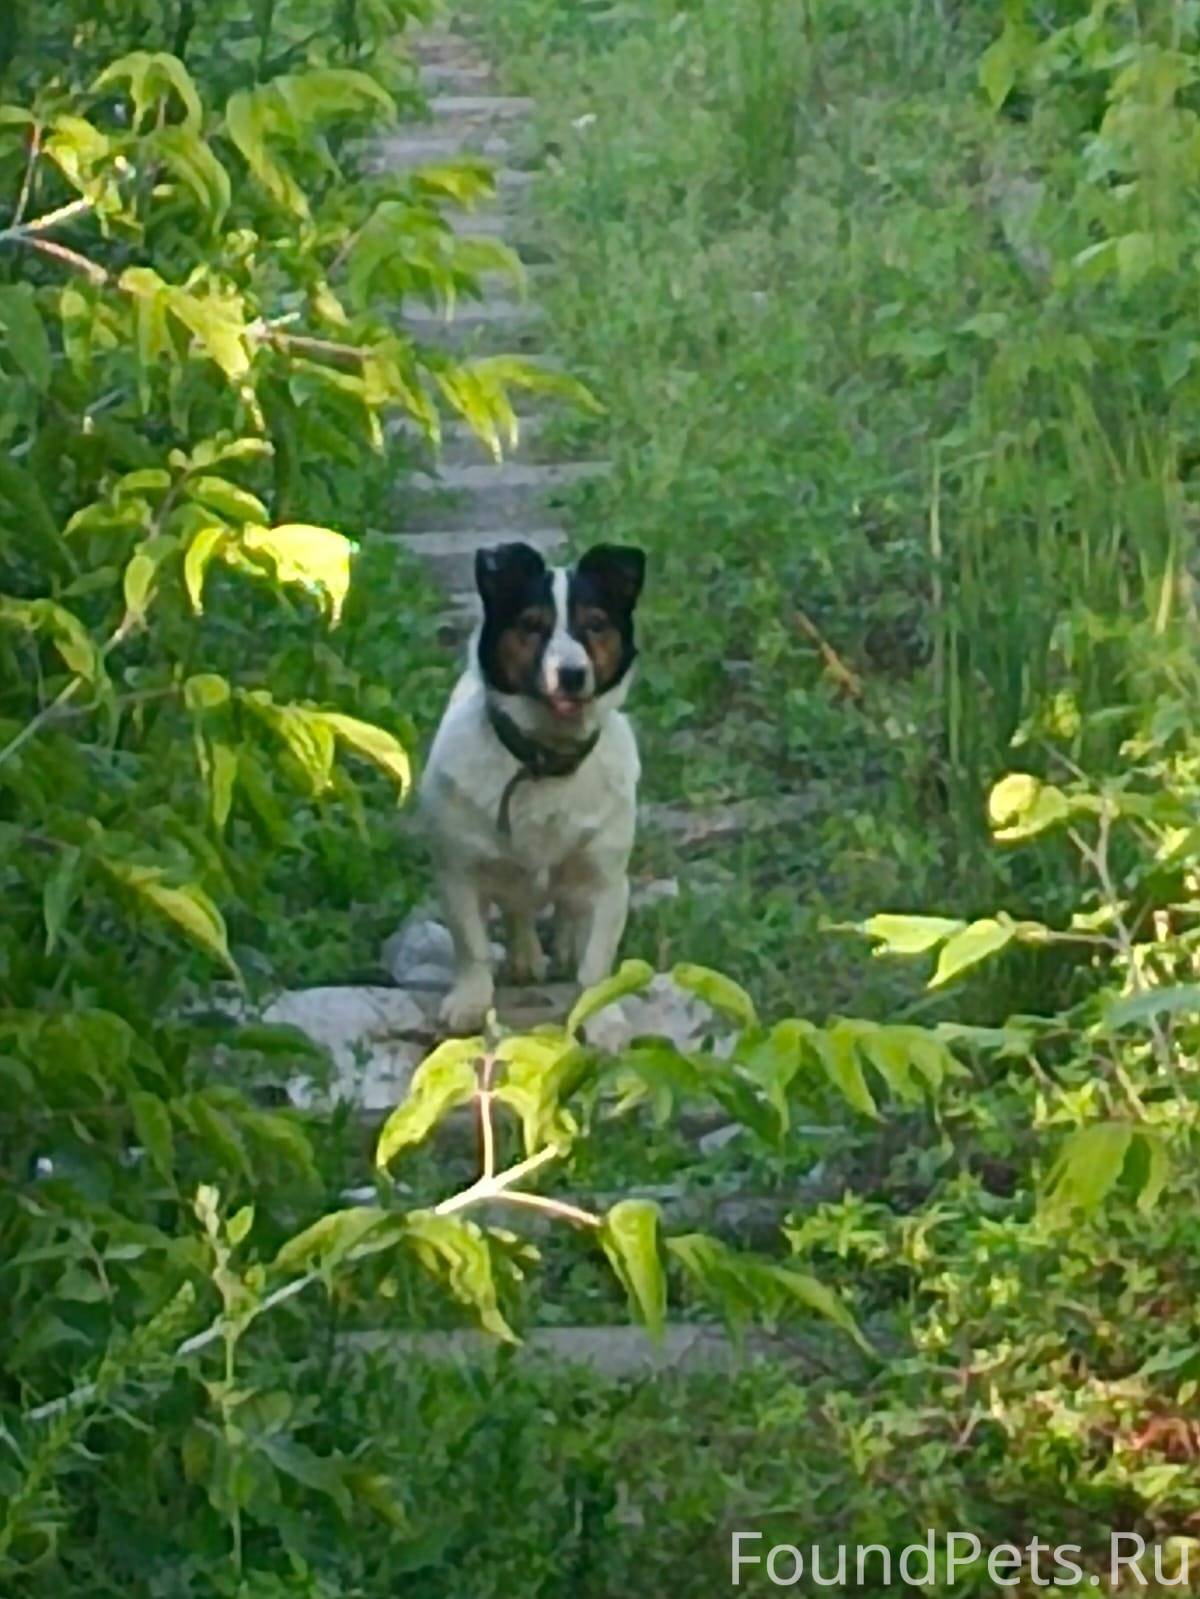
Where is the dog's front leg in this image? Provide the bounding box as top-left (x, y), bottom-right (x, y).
top-left (438, 870), bottom-right (494, 1033)
top-left (576, 875), bottom-right (630, 990)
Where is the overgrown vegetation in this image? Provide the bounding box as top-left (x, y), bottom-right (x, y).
top-left (7, 0), bottom-right (1200, 1593)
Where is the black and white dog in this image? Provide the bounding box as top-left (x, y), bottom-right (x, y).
top-left (420, 540), bottom-right (646, 1033)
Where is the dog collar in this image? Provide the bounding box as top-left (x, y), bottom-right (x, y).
top-left (487, 703), bottom-right (600, 836)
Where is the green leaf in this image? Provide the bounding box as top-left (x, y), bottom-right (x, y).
top-left (494, 1031), bottom-right (589, 1155)
top-left (94, 50), bottom-right (202, 132)
top-left (101, 859), bottom-right (237, 976)
top-left (1103, 985), bottom-right (1200, 1031)
top-left (1135, 1132), bottom-right (1171, 1215)
top-left (0, 457), bottom-right (71, 574)
top-left (988, 772), bottom-right (1070, 842)
top-left (153, 126), bottom-right (231, 227)
top-left (255, 1435), bottom-right (351, 1515)
top-left (241, 694), bottom-right (337, 796)
top-left (0, 597), bottom-right (99, 680)
top-left (402, 1212), bottom-right (515, 1342)
top-left (567, 958), bottom-right (653, 1037)
top-left (240, 523), bottom-right (354, 624)
top-left (859, 913), bottom-right (965, 956)
top-left (209, 741), bottom-right (237, 831)
top-left (671, 962), bottom-right (757, 1029)
top-left (121, 534), bottom-right (176, 623)
top-left (185, 475), bottom-right (268, 525)
top-left (184, 673), bottom-right (231, 711)
top-left (225, 84), bottom-right (309, 218)
top-left (376, 1038), bottom-right (481, 1168)
top-left (764, 1264), bottom-right (873, 1354)
top-left (274, 1206), bottom-right (397, 1272)
top-left (166, 286), bottom-right (249, 382)
top-left (813, 1025), bottom-right (878, 1119)
top-left (600, 1199), bottom-right (666, 1340)
top-left (43, 846), bottom-right (82, 955)
top-left (668, 1233), bottom-right (870, 1351)
top-left (129, 1090), bottom-right (175, 1182)
top-left (930, 918), bottom-right (1015, 988)
top-left (978, 19), bottom-right (1032, 109)
top-left (313, 711), bottom-right (410, 798)
top-left (183, 523), bottom-right (230, 612)
top-left (606, 1039), bottom-right (707, 1125)
top-left (1041, 1122), bottom-right (1133, 1223)
top-left (278, 66), bottom-right (394, 124)
top-left (0, 284), bottom-right (52, 390)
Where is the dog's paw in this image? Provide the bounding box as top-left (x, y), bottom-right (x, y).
top-left (506, 929), bottom-right (549, 985)
top-left (439, 970), bottom-right (494, 1034)
top-left (552, 917), bottom-right (584, 977)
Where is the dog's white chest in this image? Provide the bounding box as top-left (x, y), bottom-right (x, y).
top-left (420, 682), bottom-right (639, 872)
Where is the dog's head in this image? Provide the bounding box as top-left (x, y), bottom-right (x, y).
top-left (474, 541), bottom-right (645, 735)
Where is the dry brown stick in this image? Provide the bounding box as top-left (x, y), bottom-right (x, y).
top-left (793, 608), bottom-right (865, 701)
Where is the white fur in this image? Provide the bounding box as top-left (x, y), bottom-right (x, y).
top-left (420, 639), bottom-right (640, 1033)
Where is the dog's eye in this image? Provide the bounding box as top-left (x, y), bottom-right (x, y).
top-left (517, 613), bottom-right (545, 638)
top-left (581, 616), bottom-right (609, 637)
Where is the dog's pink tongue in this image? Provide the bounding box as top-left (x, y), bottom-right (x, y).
top-left (548, 694), bottom-right (584, 720)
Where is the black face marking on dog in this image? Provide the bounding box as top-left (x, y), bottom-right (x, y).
top-left (476, 541), bottom-right (646, 706)
top-left (476, 542), bottom-right (554, 695)
top-left (568, 544), bottom-right (645, 694)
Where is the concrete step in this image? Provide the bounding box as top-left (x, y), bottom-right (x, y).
top-left (401, 295), bottom-right (545, 352)
top-left (394, 412), bottom-right (551, 470)
top-left (409, 28), bottom-right (491, 70)
top-left (428, 93), bottom-right (535, 141)
top-left (419, 62), bottom-right (497, 96)
top-left (405, 459), bottom-right (610, 532)
top-left (438, 411), bottom-right (550, 463)
top-left (445, 207), bottom-right (552, 262)
top-left (371, 131), bottom-right (518, 169)
top-left (338, 1324), bottom-right (789, 1376)
top-left (396, 524), bottom-right (568, 587)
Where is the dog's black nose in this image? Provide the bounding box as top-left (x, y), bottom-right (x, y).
top-left (558, 665), bottom-right (587, 694)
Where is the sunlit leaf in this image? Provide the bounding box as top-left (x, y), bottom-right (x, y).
top-left (183, 524), bottom-right (230, 613)
top-left (402, 1211), bottom-right (515, 1341)
top-left (185, 475), bottom-right (268, 525)
top-left (567, 958), bottom-right (653, 1037)
top-left (0, 597), bottom-right (99, 680)
top-left (101, 858), bottom-right (237, 976)
top-left (1041, 1122), bottom-right (1132, 1223)
top-left (930, 918), bottom-right (1015, 988)
top-left (313, 711), bottom-right (411, 798)
top-left (241, 523), bottom-right (354, 623)
top-left (671, 962), bottom-right (757, 1029)
top-left (859, 914), bottom-right (965, 956)
top-left (376, 1038), bottom-right (482, 1168)
top-left (94, 50), bottom-right (202, 132)
top-left (600, 1198), bottom-right (665, 1340)
top-left (153, 126), bottom-right (231, 227)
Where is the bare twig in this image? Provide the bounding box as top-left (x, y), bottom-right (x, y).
top-left (21, 235), bottom-right (108, 284)
top-left (25, 1270), bottom-right (321, 1424)
top-left (1070, 810), bottom-right (1177, 1104)
top-left (0, 196), bottom-right (92, 244)
top-left (793, 608), bottom-right (865, 701)
top-left (433, 1143), bottom-right (600, 1225)
top-left (12, 121), bottom-right (43, 229)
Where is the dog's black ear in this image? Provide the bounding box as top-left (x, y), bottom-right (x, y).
top-left (576, 545), bottom-right (645, 612)
top-left (475, 542), bottom-right (546, 608)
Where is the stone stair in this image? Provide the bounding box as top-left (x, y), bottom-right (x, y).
top-left (382, 26), bottom-right (594, 631)
top-left (248, 23), bottom-right (845, 1373)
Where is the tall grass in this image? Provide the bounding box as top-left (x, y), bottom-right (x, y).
top-left (468, 0), bottom-right (1200, 1008)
